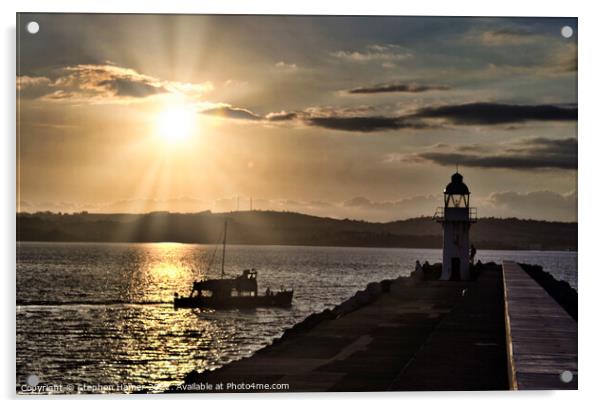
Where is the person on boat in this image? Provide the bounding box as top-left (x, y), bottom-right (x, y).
top-left (266, 287), bottom-right (272, 296)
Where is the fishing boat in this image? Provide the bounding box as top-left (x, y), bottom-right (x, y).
top-left (174, 220), bottom-right (294, 309)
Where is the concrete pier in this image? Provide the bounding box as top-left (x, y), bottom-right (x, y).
top-left (389, 266), bottom-right (508, 390)
top-left (502, 261), bottom-right (578, 390)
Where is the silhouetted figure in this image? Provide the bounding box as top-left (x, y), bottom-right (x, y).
top-left (470, 244), bottom-right (477, 264)
top-left (414, 260), bottom-right (424, 280)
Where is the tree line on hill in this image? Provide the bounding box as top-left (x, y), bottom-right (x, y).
top-left (16, 210), bottom-right (577, 251)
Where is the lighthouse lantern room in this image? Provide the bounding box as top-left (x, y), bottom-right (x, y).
top-left (434, 172), bottom-right (477, 280)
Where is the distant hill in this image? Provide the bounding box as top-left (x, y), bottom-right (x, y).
top-left (16, 210), bottom-right (577, 251)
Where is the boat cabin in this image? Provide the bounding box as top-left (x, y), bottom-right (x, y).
top-left (190, 269), bottom-right (259, 298)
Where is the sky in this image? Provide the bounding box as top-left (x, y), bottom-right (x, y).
top-left (17, 14), bottom-right (577, 222)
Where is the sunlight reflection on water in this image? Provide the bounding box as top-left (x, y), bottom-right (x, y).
top-left (16, 242), bottom-right (577, 393)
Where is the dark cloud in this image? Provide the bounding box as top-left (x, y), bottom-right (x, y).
top-left (418, 152), bottom-right (574, 170)
top-left (411, 102), bottom-right (577, 125)
top-left (348, 83), bottom-right (450, 94)
top-left (305, 116), bottom-right (429, 132)
top-left (200, 101), bottom-right (577, 133)
top-left (265, 102), bottom-right (577, 132)
top-left (96, 78), bottom-right (166, 97)
top-left (505, 137), bottom-right (576, 156)
top-left (414, 137), bottom-right (577, 170)
top-left (201, 106), bottom-right (261, 121)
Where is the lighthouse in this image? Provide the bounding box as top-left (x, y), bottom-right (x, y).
top-left (434, 172), bottom-right (477, 280)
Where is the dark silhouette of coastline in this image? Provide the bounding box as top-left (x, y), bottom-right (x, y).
top-left (16, 210), bottom-right (576, 251)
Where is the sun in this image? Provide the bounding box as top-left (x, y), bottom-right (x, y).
top-left (155, 104), bottom-right (197, 143)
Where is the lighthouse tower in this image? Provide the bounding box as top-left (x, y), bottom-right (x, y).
top-left (435, 172), bottom-right (476, 280)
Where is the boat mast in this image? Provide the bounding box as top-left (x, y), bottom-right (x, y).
top-left (221, 219), bottom-right (228, 278)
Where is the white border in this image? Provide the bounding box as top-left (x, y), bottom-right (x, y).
top-left (0, 0), bottom-right (586, 16)
top-left (2, 1), bottom-right (600, 407)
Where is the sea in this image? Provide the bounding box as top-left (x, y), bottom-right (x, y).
top-left (16, 242), bottom-right (577, 393)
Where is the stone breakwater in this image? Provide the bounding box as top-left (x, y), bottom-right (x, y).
top-left (271, 279), bottom-right (394, 346)
top-left (174, 261), bottom-right (576, 392)
top-left (270, 262), bottom-right (447, 345)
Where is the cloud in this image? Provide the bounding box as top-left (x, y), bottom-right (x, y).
top-left (17, 76), bottom-right (53, 98)
top-left (265, 111), bottom-right (298, 121)
top-left (550, 43), bottom-right (577, 73)
top-left (410, 137), bottom-right (577, 170)
top-left (454, 143), bottom-right (487, 152)
top-left (464, 29), bottom-right (577, 77)
top-left (198, 104), bottom-right (432, 132)
top-left (331, 44), bottom-right (413, 62)
top-left (200, 105), bottom-right (261, 121)
top-left (96, 77), bottom-right (165, 97)
top-left (304, 116), bottom-right (428, 132)
top-left (217, 195), bottom-right (440, 221)
top-left (347, 82), bottom-right (450, 94)
top-left (19, 197), bottom-right (211, 214)
top-left (410, 102), bottom-right (577, 125)
top-left (478, 29), bottom-right (539, 46)
top-left (199, 100), bottom-right (576, 133)
top-left (299, 101), bottom-right (576, 132)
top-left (343, 197), bottom-right (372, 207)
top-left (18, 64), bottom-right (213, 103)
top-left (486, 190), bottom-right (576, 222)
top-left (17, 76), bottom-right (51, 89)
top-left (264, 105), bottom-right (430, 132)
top-left (274, 61), bottom-right (298, 71)
top-left (341, 195), bottom-right (441, 219)
top-left (416, 152), bottom-right (574, 170)
top-left (50, 64), bottom-right (168, 100)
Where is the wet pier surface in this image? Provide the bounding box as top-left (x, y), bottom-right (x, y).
top-left (179, 265), bottom-right (509, 392)
top-left (503, 261), bottom-right (578, 390)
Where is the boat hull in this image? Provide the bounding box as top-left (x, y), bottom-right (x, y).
top-left (174, 290), bottom-right (293, 309)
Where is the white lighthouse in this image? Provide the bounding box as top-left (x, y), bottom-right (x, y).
top-left (434, 172), bottom-right (476, 280)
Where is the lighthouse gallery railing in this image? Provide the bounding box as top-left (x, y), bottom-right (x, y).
top-left (433, 207), bottom-right (477, 223)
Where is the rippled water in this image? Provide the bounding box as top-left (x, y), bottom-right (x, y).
top-left (16, 242), bottom-right (577, 393)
